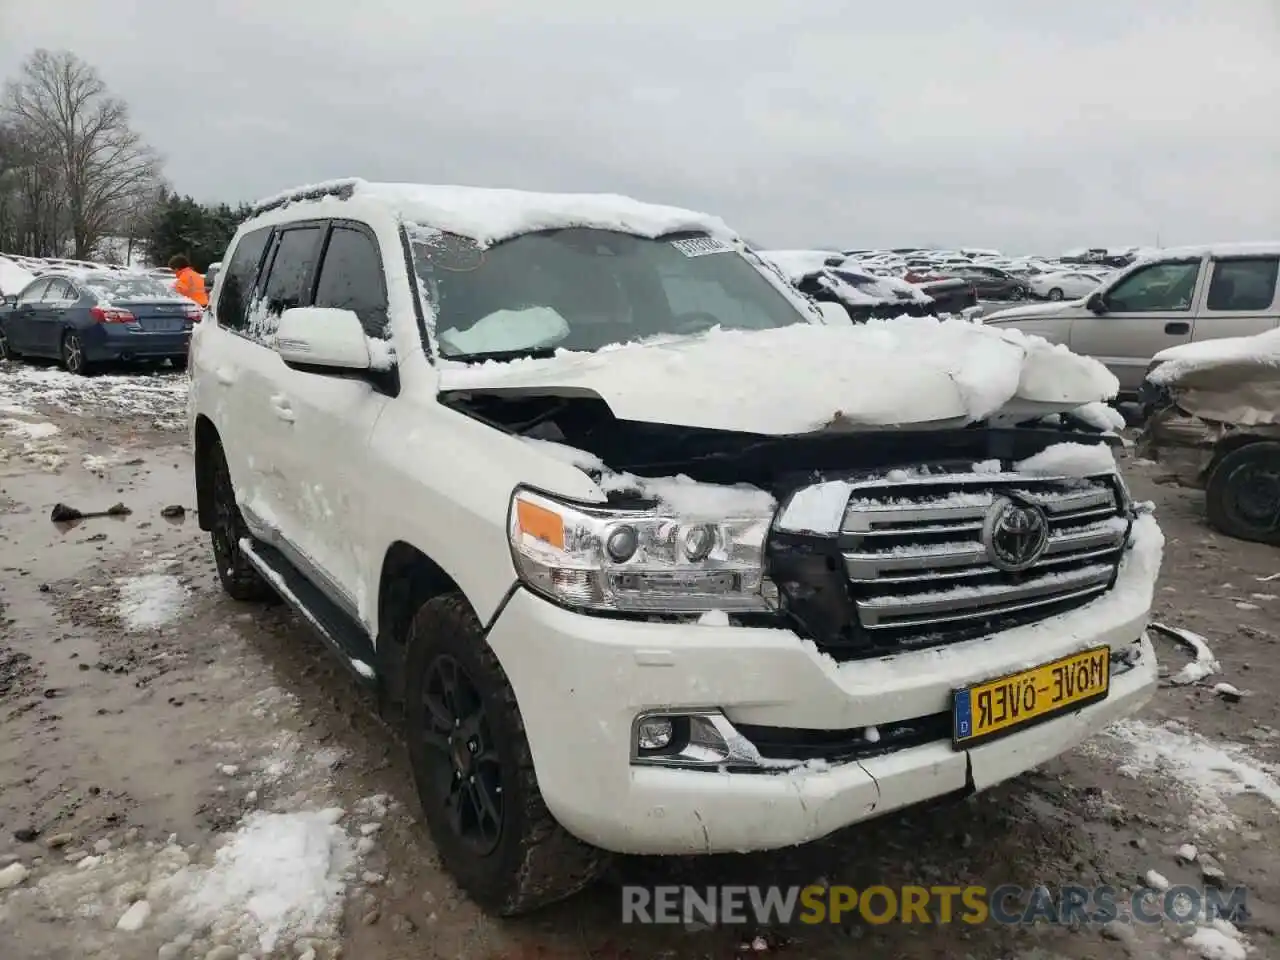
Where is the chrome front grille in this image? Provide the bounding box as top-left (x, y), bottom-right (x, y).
top-left (841, 472), bottom-right (1127, 638)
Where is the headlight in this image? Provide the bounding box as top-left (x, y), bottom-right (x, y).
top-left (507, 488), bottom-right (775, 613)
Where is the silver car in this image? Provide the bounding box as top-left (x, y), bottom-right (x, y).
top-left (983, 242), bottom-right (1280, 398)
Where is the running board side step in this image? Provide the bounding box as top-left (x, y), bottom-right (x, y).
top-left (238, 537), bottom-right (378, 689)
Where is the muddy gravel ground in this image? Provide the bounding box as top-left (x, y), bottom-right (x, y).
top-left (2, 361), bottom-right (1279, 960)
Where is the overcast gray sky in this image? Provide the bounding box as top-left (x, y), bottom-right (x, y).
top-left (3, 0), bottom-right (1278, 253)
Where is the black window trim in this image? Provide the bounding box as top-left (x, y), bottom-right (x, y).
top-left (234, 218), bottom-right (327, 344)
top-left (310, 218), bottom-right (401, 397)
top-left (312, 217), bottom-right (391, 339)
top-left (216, 222), bottom-right (276, 334)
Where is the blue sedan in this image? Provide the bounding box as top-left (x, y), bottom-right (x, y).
top-left (0, 271), bottom-right (200, 374)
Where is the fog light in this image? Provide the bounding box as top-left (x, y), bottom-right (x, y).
top-left (636, 716), bottom-right (674, 751)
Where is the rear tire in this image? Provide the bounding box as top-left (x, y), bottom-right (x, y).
top-left (404, 593), bottom-right (609, 915)
top-left (207, 439), bottom-right (274, 600)
top-left (62, 331), bottom-right (90, 375)
top-left (1205, 442), bottom-right (1280, 546)
top-left (1048, 288), bottom-right (1065, 301)
top-left (170, 355), bottom-right (188, 372)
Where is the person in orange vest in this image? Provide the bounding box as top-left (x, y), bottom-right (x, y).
top-left (170, 255), bottom-right (209, 307)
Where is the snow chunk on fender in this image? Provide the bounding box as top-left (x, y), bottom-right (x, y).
top-left (1015, 441), bottom-right (1117, 477)
top-left (441, 319), bottom-right (1119, 435)
top-left (1150, 327), bottom-right (1280, 385)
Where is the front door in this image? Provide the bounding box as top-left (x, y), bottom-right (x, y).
top-left (6, 278), bottom-right (50, 354)
top-left (1068, 257), bottom-right (1205, 394)
top-left (264, 222), bottom-right (393, 626)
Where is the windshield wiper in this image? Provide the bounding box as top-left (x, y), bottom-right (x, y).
top-left (445, 346), bottom-right (561, 364)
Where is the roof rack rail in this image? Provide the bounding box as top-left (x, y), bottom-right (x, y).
top-left (250, 179), bottom-right (358, 217)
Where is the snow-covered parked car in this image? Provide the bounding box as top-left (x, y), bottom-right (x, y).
top-left (189, 178), bottom-right (1162, 915)
top-left (1137, 328), bottom-right (1280, 544)
top-left (758, 250), bottom-right (968, 321)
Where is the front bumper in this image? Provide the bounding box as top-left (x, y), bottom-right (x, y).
top-left (486, 516), bottom-right (1163, 855)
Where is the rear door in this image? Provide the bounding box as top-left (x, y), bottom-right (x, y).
top-left (1067, 257), bottom-right (1205, 394)
top-left (1190, 254), bottom-right (1280, 345)
top-left (224, 223), bottom-right (327, 552)
top-left (6, 278), bottom-right (50, 354)
top-left (198, 224), bottom-right (275, 515)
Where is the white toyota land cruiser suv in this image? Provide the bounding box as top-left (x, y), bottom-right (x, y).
top-left (189, 179), bottom-right (1162, 915)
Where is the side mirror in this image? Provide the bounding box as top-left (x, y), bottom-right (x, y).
top-left (815, 300), bottom-right (852, 326)
top-left (275, 307), bottom-right (371, 371)
top-left (1086, 292), bottom-right (1107, 314)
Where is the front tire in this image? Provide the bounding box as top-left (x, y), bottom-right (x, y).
top-left (170, 355), bottom-right (188, 372)
top-left (0, 326), bottom-right (16, 361)
top-left (207, 440), bottom-right (274, 600)
top-left (1205, 442), bottom-right (1280, 546)
top-left (405, 594), bottom-right (608, 915)
top-left (62, 331), bottom-right (90, 375)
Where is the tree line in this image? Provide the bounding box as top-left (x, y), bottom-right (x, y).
top-left (0, 49), bottom-right (248, 271)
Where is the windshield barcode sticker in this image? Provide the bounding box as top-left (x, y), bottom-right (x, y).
top-left (671, 237), bottom-right (732, 258)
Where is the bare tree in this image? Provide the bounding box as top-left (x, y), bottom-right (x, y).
top-left (2, 50), bottom-right (161, 259)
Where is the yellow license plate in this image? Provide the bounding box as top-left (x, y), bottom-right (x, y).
top-left (952, 646), bottom-right (1110, 746)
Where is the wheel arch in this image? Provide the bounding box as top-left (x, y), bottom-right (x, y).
top-left (376, 541), bottom-right (481, 723)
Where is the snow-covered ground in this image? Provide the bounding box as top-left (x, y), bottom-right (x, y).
top-left (0, 364), bottom-right (187, 428)
top-left (0, 680), bottom-right (391, 959)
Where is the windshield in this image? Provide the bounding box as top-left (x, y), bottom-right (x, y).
top-left (409, 227), bottom-right (808, 359)
top-left (81, 273), bottom-right (179, 301)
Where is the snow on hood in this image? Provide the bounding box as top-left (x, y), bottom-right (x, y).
top-left (1149, 328), bottom-right (1280, 385)
top-left (439, 317), bottom-right (1120, 433)
top-left (254, 178), bottom-right (738, 249)
top-left (0, 256), bottom-right (36, 296)
top-left (983, 300), bottom-right (1083, 322)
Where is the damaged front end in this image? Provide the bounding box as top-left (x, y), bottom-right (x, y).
top-left (446, 388), bottom-right (1137, 660)
top-left (1138, 356), bottom-right (1280, 545)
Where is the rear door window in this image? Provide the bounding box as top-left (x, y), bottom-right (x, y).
top-left (1205, 257), bottom-right (1279, 312)
top-left (251, 226), bottom-right (323, 340)
top-left (311, 225), bottom-right (390, 339)
top-left (217, 226), bottom-right (273, 332)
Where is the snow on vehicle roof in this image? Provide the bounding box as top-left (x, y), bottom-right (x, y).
top-left (0, 256), bottom-right (36, 296)
top-left (1137, 241), bottom-right (1280, 262)
top-left (250, 177), bottom-right (738, 248)
top-left (1149, 327), bottom-right (1280, 385)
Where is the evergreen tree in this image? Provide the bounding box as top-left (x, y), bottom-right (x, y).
top-left (144, 193), bottom-right (250, 270)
